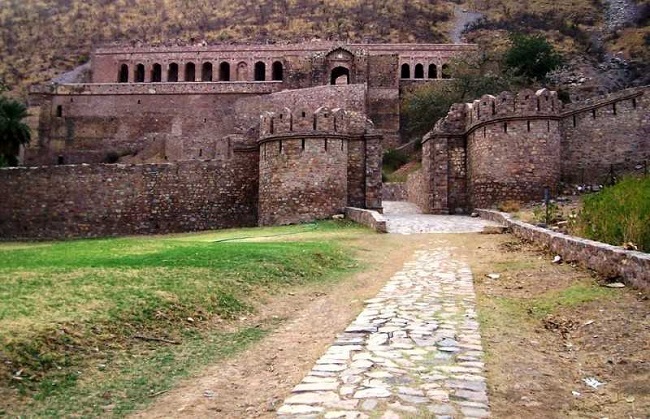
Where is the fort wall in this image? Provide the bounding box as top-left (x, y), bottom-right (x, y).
top-left (559, 87), bottom-right (649, 184)
top-left (257, 108), bottom-right (381, 226)
top-left (0, 153), bottom-right (259, 240)
top-left (413, 86), bottom-right (648, 213)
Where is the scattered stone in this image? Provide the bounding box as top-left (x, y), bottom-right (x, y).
top-left (605, 282), bottom-right (625, 288)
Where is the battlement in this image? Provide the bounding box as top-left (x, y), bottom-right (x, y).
top-left (430, 88), bottom-right (563, 139)
top-left (259, 107), bottom-right (371, 139)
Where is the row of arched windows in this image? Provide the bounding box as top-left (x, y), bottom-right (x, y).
top-left (118, 61), bottom-right (284, 83)
top-left (400, 63), bottom-right (451, 79)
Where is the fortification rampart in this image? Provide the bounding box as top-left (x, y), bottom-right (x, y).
top-left (559, 86), bottom-right (649, 184)
top-left (257, 108), bottom-right (382, 226)
top-left (0, 154), bottom-right (259, 240)
top-left (410, 86), bottom-right (648, 213)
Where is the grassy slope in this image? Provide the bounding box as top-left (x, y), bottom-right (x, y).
top-left (0, 220), bottom-right (368, 416)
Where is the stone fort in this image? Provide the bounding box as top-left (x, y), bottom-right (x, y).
top-left (0, 42), bottom-right (648, 239)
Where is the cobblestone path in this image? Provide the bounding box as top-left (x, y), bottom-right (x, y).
top-left (277, 247), bottom-right (490, 418)
top-left (382, 201), bottom-right (502, 234)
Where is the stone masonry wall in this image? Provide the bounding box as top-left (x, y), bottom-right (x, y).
top-left (0, 154), bottom-right (258, 239)
top-left (560, 87), bottom-right (649, 184)
top-left (477, 210), bottom-right (650, 292)
top-left (258, 137), bottom-right (349, 226)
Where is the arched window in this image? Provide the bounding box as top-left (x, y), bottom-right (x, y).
top-left (428, 64), bottom-right (437, 79)
top-left (151, 63), bottom-right (162, 82)
top-left (441, 64), bottom-right (451, 79)
top-left (330, 66), bottom-right (350, 85)
top-left (400, 63), bottom-right (410, 79)
top-left (168, 63), bottom-right (179, 82)
top-left (185, 62), bottom-right (196, 82)
top-left (202, 62), bottom-right (213, 82)
top-left (272, 61), bottom-right (283, 81)
top-left (254, 61), bottom-right (266, 81)
top-left (414, 64), bottom-right (424, 79)
top-left (134, 64), bottom-right (145, 83)
top-left (118, 64), bottom-right (129, 83)
top-left (219, 62), bottom-right (230, 81)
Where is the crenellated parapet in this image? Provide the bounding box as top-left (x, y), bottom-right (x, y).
top-left (259, 107), bottom-right (372, 140)
top-left (429, 88), bottom-right (562, 139)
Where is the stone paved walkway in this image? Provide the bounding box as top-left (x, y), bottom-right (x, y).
top-left (382, 201), bottom-right (501, 234)
top-left (277, 246), bottom-right (491, 418)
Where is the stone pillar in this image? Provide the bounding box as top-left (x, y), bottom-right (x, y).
top-left (364, 134), bottom-right (383, 211)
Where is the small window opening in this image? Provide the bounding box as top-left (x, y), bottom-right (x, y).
top-left (137, 99), bottom-right (141, 104)
top-left (573, 114), bottom-right (576, 127)
top-left (527, 120), bottom-right (531, 132)
top-left (504, 122), bottom-right (508, 133)
top-left (57, 155), bottom-right (64, 165)
top-left (632, 98), bottom-right (637, 109)
top-left (202, 62), bottom-right (213, 82)
top-left (70, 98), bottom-right (74, 103)
top-left (118, 64), bottom-right (129, 83)
top-left (428, 64), bottom-right (437, 79)
top-left (483, 127), bottom-right (486, 138)
top-left (151, 63), bottom-right (162, 82)
top-left (613, 103), bottom-right (617, 115)
top-left (279, 140), bottom-right (283, 153)
top-left (254, 61), bottom-right (266, 81)
top-left (185, 62), bottom-right (196, 82)
top-left (414, 64), bottom-right (424, 79)
top-left (324, 139), bottom-right (328, 151)
top-left (400, 63), bottom-right (410, 79)
top-left (56, 105), bottom-right (63, 117)
top-left (592, 109), bottom-right (596, 119)
top-left (219, 62), bottom-right (230, 81)
top-left (547, 120), bottom-right (550, 132)
top-left (301, 111), bottom-right (306, 117)
top-left (301, 139), bottom-right (305, 150)
top-left (272, 61), bottom-right (283, 81)
top-left (199, 148), bottom-right (203, 157)
top-left (135, 64), bottom-right (145, 83)
top-left (168, 63), bottom-right (179, 82)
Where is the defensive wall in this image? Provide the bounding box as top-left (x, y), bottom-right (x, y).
top-left (0, 154), bottom-right (258, 239)
top-left (406, 86), bottom-right (649, 213)
top-left (1, 104), bottom-right (381, 240)
top-left (258, 107), bottom-right (382, 226)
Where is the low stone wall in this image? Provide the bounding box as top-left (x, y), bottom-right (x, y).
top-left (0, 155), bottom-right (258, 240)
top-left (382, 183), bottom-right (407, 201)
top-left (345, 207), bottom-right (387, 233)
top-left (477, 210), bottom-right (650, 291)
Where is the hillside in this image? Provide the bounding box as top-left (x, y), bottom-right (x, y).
top-left (0, 0), bottom-right (648, 98)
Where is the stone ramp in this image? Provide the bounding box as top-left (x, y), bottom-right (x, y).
top-left (382, 201), bottom-right (502, 234)
top-left (277, 249), bottom-right (490, 418)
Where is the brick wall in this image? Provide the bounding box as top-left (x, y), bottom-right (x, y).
top-left (0, 154), bottom-right (258, 239)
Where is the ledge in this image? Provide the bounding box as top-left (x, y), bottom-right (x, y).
top-left (477, 209), bottom-right (650, 291)
top-left (345, 207), bottom-right (387, 233)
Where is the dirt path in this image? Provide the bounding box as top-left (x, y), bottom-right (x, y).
top-left (132, 233), bottom-right (435, 418)
top-left (450, 5), bottom-right (483, 44)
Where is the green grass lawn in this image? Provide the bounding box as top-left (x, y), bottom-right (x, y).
top-left (0, 220), bottom-right (368, 417)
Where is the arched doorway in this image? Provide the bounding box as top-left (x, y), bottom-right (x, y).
top-left (118, 64), bottom-right (129, 83)
top-left (330, 66), bottom-right (350, 85)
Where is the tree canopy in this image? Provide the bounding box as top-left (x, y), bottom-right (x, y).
top-left (504, 34), bottom-right (563, 82)
top-left (0, 96), bottom-right (31, 166)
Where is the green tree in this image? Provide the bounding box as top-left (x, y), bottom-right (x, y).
top-left (401, 53), bottom-right (518, 139)
top-left (0, 96), bottom-right (31, 167)
top-left (504, 34), bottom-right (562, 82)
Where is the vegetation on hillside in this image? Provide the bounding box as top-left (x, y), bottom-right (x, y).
top-left (0, 0), bottom-right (455, 96)
top-left (572, 175), bottom-right (650, 251)
top-left (400, 33), bottom-right (559, 140)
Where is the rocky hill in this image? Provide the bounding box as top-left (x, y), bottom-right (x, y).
top-left (0, 0), bottom-right (648, 98)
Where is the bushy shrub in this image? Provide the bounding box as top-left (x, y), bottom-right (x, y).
top-left (573, 176), bottom-right (650, 251)
top-left (382, 149), bottom-right (409, 172)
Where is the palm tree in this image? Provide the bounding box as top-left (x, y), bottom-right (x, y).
top-left (0, 96), bottom-right (31, 166)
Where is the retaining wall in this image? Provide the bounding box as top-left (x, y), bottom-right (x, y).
top-left (477, 210), bottom-right (650, 291)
